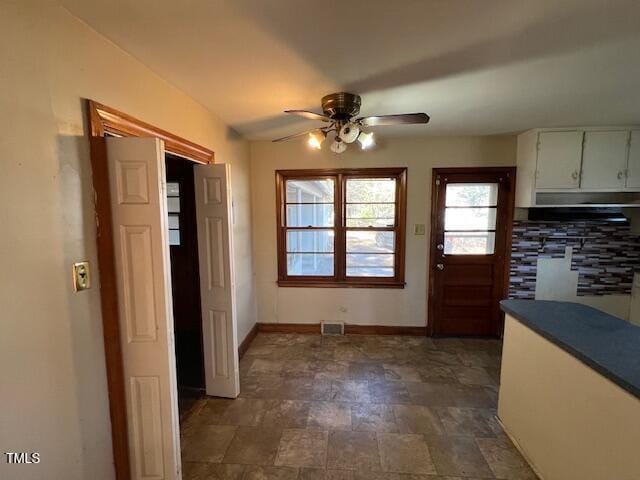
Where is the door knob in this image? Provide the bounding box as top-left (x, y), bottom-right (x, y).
top-left (436, 263), bottom-right (444, 270)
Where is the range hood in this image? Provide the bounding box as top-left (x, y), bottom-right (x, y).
top-left (534, 191), bottom-right (640, 208)
top-left (527, 206), bottom-right (628, 222)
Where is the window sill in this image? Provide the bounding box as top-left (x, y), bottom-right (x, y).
top-left (277, 279), bottom-right (406, 289)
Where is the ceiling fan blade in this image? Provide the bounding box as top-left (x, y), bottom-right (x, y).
top-left (358, 113), bottom-right (430, 127)
top-left (272, 128), bottom-right (324, 143)
top-left (285, 110), bottom-right (331, 122)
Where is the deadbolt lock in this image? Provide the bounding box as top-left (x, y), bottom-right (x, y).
top-left (436, 244), bottom-right (444, 250)
top-left (73, 261), bottom-right (91, 291)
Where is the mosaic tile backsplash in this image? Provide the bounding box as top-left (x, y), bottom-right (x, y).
top-left (509, 220), bottom-right (640, 298)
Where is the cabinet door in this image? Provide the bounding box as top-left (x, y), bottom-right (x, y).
top-left (581, 130), bottom-right (629, 189)
top-left (627, 131), bottom-right (640, 188)
top-left (536, 131), bottom-right (583, 189)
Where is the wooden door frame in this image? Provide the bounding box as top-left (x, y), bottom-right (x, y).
top-left (426, 166), bottom-right (516, 337)
top-left (87, 100), bottom-right (214, 480)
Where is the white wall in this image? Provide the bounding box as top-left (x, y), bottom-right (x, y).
top-left (0, 2), bottom-right (255, 479)
top-left (249, 136), bottom-right (516, 327)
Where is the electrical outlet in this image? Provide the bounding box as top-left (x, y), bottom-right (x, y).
top-left (414, 223), bottom-right (426, 235)
top-left (73, 261), bottom-right (91, 291)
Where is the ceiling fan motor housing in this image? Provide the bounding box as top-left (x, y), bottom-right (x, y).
top-left (322, 92), bottom-right (361, 120)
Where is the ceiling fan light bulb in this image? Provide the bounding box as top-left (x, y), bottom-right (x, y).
top-left (358, 131), bottom-right (375, 149)
top-left (307, 130), bottom-right (325, 150)
top-left (339, 122), bottom-right (360, 143)
top-left (330, 138), bottom-right (347, 154)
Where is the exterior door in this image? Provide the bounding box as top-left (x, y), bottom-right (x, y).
top-left (106, 137), bottom-right (181, 479)
top-left (194, 163), bottom-right (240, 398)
top-left (428, 167), bottom-right (515, 336)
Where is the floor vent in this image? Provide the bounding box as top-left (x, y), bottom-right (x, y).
top-left (321, 321), bottom-right (345, 335)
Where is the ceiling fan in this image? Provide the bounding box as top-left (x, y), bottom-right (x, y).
top-left (272, 92), bottom-right (430, 153)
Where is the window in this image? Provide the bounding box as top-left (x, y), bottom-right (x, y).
top-left (276, 168), bottom-right (407, 287)
top-left (166, 182), bottom-right (181, 245)
top-left (443, 183), bottom-right (497, 255)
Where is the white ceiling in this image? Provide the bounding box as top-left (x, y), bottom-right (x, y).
top-left (60, 0), bottom-right (640, 139)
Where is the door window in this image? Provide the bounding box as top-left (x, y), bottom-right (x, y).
top-left (167, 182), bottom-right (181, 245)
top-left (443, 183), bottom-right (497, 255)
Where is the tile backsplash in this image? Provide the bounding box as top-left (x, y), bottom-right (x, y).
top-left (509, 220), bottom-right (640, 298)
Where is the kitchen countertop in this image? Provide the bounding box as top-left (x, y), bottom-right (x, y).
top-left (500, 300), bottom-right (640, 400)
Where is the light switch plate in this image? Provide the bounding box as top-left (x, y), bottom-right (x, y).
top-left (73, 261), bottom-right (91, 291)
top-left (414, 223), bottom-right (426, 235)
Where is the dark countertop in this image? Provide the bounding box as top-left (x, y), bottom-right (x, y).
top-left (500, 300), bottom-right (640, 400)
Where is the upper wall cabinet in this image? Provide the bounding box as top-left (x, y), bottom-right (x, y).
top-left (627, 131), bottom-right (640, 189)
top-left (581, 131), bottom-right (629, 189)
top-left (515, 127), bottom-right (640, 208)
top-left (536, 131), bottom-right (583, 189)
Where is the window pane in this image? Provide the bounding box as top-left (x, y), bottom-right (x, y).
top-left (346, 253), bottom-right (394, 277)
top-left (167, 182), bottom-right (180, 197)
top-left (168, 214), bottom-right (179, 229)
top-left (287, 204), bottom-right (334, 227)
top-left (444, 232), bottom-right (495, 255)
top-left (287, 230), bottom-right (334, 253)
top-left (286, 179), bottom-right (334, 203)
top-left (445, 183), bottom-right (497, 207)
top-left (346, 231), bottom-right (394, 253)
top-left (168, 229), bottom-right (180, 246)
top-left (167, 197), bottom-right (180, 213)
top-left (346, 204), bottom-right (395, 227)
top-left (444, 207), bottom-right (496, 231)
top-left (346, 178), bottom-right (396, 203)
top-left (287, 253), bottom-right (334, 276)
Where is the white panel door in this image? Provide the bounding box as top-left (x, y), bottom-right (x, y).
top-left (536, 131), bottom-right (584, 189)
top-left (580, 130), bottom-right (629, 189)
top-left (626, 131), bottom-right (640, 188)
top-left (106, 137), bottom-right (181, 480)
top-left (194, 163), bottom-right (239, 398)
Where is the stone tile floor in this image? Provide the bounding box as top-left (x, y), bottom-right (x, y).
top-left (181, 333), bottom-right (538, 479)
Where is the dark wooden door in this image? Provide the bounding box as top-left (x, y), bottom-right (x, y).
top-left (428, 167), bottom-right (515, 336)
top-left (165, 154), bottom-right (204, 388)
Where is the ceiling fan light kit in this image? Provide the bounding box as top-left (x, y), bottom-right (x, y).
top-left (339, 122), bottom-right (360, 143)
top-left (358, 131), bottom-right (375, 150)
top-left (273, 92), bottom-right (430, 154)
top-left (307, 130), bottom-right (326, 150)
top-left (330, 137), bottom-right (347, 154)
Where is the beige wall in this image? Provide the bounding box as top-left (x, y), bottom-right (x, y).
top-left (249, 136), bottom-right (516, 327)
top-left (0, 2), bottom-right (255, 479)
top-left (499, 315), bottom-right (640, 479)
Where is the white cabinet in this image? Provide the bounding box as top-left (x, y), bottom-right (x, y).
top-left (581, 131), bottom-right (629, 189)
top-left (515, 126), bottom-right (640, 208)
top-left (536, 131), bottom-right (583, 189)
top-left (627, 131), bottom-right (640, 188)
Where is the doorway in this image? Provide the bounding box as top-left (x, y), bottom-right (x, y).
top-left (428, 167), bottom-right (515, 336)
top-left (165, 154), bottom-right (205, 418)
top-left (89, 101), bottom-right (240, 479)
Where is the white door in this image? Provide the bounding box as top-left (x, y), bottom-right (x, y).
top-left (626, 131), bottom-right (640, 188)
top-left (194, 163), bottom-right (240, 398)
top-left (536, 131), bottom-right (584, 189)
top-left (580, 130), bottom-right (629, 189)
top-left (106, 137), bottom-right (181, 479)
